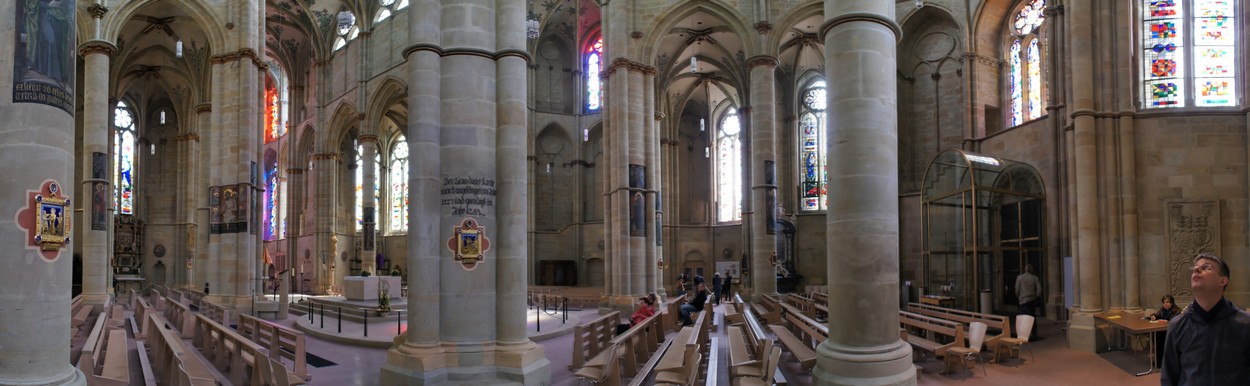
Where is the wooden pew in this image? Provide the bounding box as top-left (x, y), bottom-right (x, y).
top-left (163, 298), bottom-right (196, 338)
top-left (199, 300), bottom-right (232, 327)
top-left (576, 310), bottom-right (669, 386)
top-left (143, 313), bottom-right (217, 386)
top-left (569, 311), bottom-right (620, 370)
top-left (71, 296), bottom-right (94, 336)
top-left (191, 313), bottom-right (276, 385)
top-left (770, 303), bottom-right (827, 372)
top-left (664, 294), bottom-right (688, 333)
top-left (754, 295), bottom-right (783, 325)
top-left (134, 296), bottom-right (155, 339)
top-left (899, 310), bottom-right (965, 364)
top-left (906, 302), bottom-right (1011, 356)
top-left (237, 313), bottom-right (311, 382)
top-left (77, 314), bottom-right (133, 386)
top-left (653, 309), bottom-right (710, 385)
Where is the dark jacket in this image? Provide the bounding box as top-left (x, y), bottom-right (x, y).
top-left (1161, 297), bottom-right (1250, 385)
top-left (689, 288), bottom-right (708, 310)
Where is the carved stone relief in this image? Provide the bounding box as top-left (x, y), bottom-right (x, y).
top-left (1164, 200), bottom-right (1220, 299)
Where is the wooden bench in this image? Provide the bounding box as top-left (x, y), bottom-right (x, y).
top-left (906, 302), bottom-right (1010, 356)
top-left (142, 312), bottom-right (217, 386)
top-left (899, 310), bottom-right (965, 361)
top-left (664, 293), bottom-right (688, 332)
top-left (754, 295), bottom-right (784, 325)
top-left (163, 297), bottom-right (196, 338)
top-left (654, 305), bottom-right (711, 384)
top-left (770, 303), bottom-right (826, 372)
top-left (77, 314), bottom-right (132, 386)
top-left (134, 296), bottom-right (154, 339)
top-left (575, 310), bottom-right (669, 386)
top-left (199, 300), bottom-right (232, 326)
top-left (569, 311), bottom-right (620, 370)
top-left (237, 313), bottom-right (310, 381)
top-left (192, 313), bottom-right (281, 385)
top-left (71, 298), bottom-right (94, 336)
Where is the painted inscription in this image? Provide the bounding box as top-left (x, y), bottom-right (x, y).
top-left (440, 177), bottom-right (496, 217)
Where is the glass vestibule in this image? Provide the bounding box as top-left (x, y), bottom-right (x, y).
top-left (921, 149), bottom-right (1045, 313)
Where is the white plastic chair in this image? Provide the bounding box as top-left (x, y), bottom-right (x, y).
top-left (946, 322), bottom-right (988, 379)
top-left (997, 315), bottom-right (1035, 365)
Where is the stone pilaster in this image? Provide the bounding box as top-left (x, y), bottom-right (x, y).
top-left (0, 0), bottom-right (85, 382)
top-left (748, 56), bottom-right (779, 299)
top-left (1068, 0), bottom-right (1103, 351)
top-left (813, 1), bottom-right (915, 385)
top-left (193, 104), bottom-right (212, 292)
top-left (78, 40), bottom-right (116, 307)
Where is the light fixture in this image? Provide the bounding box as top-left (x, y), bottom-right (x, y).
top-left (546, 162), bottom-right (553, 174)
top-left (915, 0), bottom-right (924, 9)
top-left (150, 143), bottom-right (156, 155)
top-left (584, 128), bottom-right (589, 142)
top-left (176, 40), bottom-right (183, 58)
top-left (689, 57), bottom-right (698, 73)
top-left (700, 118), bottom-right (705, 132)
top-left (704, 147), bottom-right (710, 158)
top-left (526, 10), bottom-right (540, 39)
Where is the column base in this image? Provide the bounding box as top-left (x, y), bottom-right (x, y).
top-left (0, 364), bottom-right (86, 386)
top-left (813, 339), bottom-right (916, 386)
top-left (380, 341), bottom-right (549, 386)
top-left (1067, 310), bottom-right (1105, 352)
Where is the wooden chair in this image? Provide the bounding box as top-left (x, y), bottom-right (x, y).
top-left (946, 322), bottom-right (988, 379)
top-left (997, 315), bottom-right (1035, 365)
top-left (732, 347), bottom-right (781, 386)
top-left (573, 344), bottom-right (621, 386)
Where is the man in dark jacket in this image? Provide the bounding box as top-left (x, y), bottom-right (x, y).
top-left (1161, 253), bottom-right (1250, 385)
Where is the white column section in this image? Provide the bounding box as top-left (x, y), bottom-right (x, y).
top-left (78, 41), bottom-right (115, 306)
top-left (814, 1), bottom-right (915, 384)
top-left (748, 56), bottom-right (779, 298)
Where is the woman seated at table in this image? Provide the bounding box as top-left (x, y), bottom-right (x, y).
top-left (617, 294), bottom-right (658, 335)
top-left (1148, 294), bottom-right (1182, 367)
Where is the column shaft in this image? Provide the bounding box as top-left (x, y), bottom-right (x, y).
top-left (79, 45), bottom-right (112, 305)
top-left (749, 58), bottom-right (778, 298)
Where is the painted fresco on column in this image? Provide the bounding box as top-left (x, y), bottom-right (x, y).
top-left (629, 164), bottom-right (645, 236)
top-left (655, 196), bottom-right (662, 246)
top-left (209, 186), bottom-right (223, 232)
top-left (91, 181), bottom-right (107, 230)
top-left (13, 0), bottom-right (75, 114)
top-left (765, 160), bottom-right (776, 235)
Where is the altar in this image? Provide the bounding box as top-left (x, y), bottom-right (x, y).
top-left (343, 276), bottom-right (402, 301)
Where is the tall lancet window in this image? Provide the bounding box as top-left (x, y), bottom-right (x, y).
top-left (389, 136), bottom-right (409, 233)
top-left (264, 69), bottom-right (288, 143)
top-left (1141, 0), bottom-right (1237, 108)
top-left (798, 79), bottom-right (828, 211)
top-left (265, 159), bottom-right (281, 240)
top-left (716, 107), bottom-right (743, 222)
top-left (333, 10), bottom-right (359, 52)
top-left (374, 0), bottom-right (409, 23)
top-left (1007, 0), bottom-right (1047, 126)
top-left (586, 37), bottom-right (603, 111)
top-left (114, 102), bottom-right (136, 214)
top-left (355, 144), bottom-right (380, 232)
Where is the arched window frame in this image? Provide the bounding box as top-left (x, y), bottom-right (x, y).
top-left (374, 0), bottom-right (409, 24)
top-left (1005, 0), bottom-right (1047, 127)
top-left (264, 67), bottom-right (289, 143)
top-left (715, 104), bottom-right (743, 223)
top-left (388, 134), bottom-right (409, 234)
top-left (333, 10), bottom-right (360, 52)
top-left (585, 35), bottom-right (604, 112)
top-left (797, 77), bottom-right (828, 212)
top-left (355, 143), bottom-right (380, 232)
top-left (1140, 0), bottom-right (1238, 108)
top-left (114, 101), bottom-right (137, 215)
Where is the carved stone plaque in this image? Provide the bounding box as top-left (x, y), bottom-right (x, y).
top-left (1164, 200), bottom-right (1220, 299)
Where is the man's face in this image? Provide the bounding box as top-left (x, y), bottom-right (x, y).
top-left (1191, 258), bottom-right (1229, 294)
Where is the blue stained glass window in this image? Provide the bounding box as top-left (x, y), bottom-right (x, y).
top-left (1141, 0), bottom-right (1236, 108)
top-left (266, 164), bottom-right (278, 239)
top-left (1007, 0), bottom-right (1046, 127)
top-left (586, 38), bottom-right (603, 111)
top-left (114, 102), bottom-right (135, 214)
top-left (799, 79), bottom-right (828, 212)
top-left (1009, 40), bottom-right (1023, 126)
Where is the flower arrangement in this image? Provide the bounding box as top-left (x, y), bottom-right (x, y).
top-left (377, 283), bottom-right (391, 316)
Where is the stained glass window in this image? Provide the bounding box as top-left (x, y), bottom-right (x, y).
top-left (586, 37), bottom-right (603, 111)
top-left (374, 0), bottom-right (408, 23)
top-left (114, 102), bottom-right (135, 214)
top-left (355, 145), bottom-right (380, 232)
top-left (1142, 0), bottom-right (1236, 108)
top-left (1008, 0), bottom-right (1046, 126)
top-left (716, 107), bottom-right (743, 222)
top-left (799, 80), bottom-right (828, 212)
top-left (389, 137), bottom-right (409, 233)
top-left (333, 11), bottom-right (359, 52)
top-left (266, 163), bottom-right (279, 240)
top-left (264, 70), bottom-right (287, 143)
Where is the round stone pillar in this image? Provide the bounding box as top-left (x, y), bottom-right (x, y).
top-left (77, 40), bottom-right (116, 307)
top-left (748, 56), bottom-right (779, 298)
top-left (0, 0), bottom-right (85, 382)
top-left (813, 1), bottom-right (915, 385)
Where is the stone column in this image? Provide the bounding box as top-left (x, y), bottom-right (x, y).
top-left (645, 72), bottom-right (661, 296)
top-left (748, 56), bottom-right (779, 298)
top-left (1068, 0), bottom-right (1103, 351)
top-left (193, 104), bottom-right (212, 290)
top-left (814, 1), bottom-right (915, 385)
top-left (78, 40), bottom-right (116, 306)
top-left (0, 0), bottom-right (85, 382)
top-left (358, 133), bottom-right (379, 274)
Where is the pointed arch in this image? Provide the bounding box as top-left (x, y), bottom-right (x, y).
top-left (640, 1), bottom-right (756, 63)
top-left (100, 0), bottom-right (228, 53)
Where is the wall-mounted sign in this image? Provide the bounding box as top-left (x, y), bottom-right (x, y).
top-left (15, 180), bottom-right (71, 262)
top-left (447, 218), bottom-right (490, 271)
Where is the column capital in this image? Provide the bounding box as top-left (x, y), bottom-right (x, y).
top-left (753, 21), bottom-right (773, 35)
top-left (210, 48), bottom-right (266, 70)
top-left (286, 168), bottom-right (304, 175)
top-left (87, 3), bottom-right (109, 19)
top-left (312, 152), bottom-right (342, 162)
top-left (747, 56), bottom-right (778, 69)
top-left (357, 134), bottom-right (379, 143)
top-left (606, 58), bottom-right (656, 76)
top-left (78, 40), bottom-right (117, 57)
top-left (655, 112), bottom-right (665, 121)
top-left (175, 133), bottom-right (201, 142)
top-left (820, 13), bottom-right (902, 44)
top-left (195, 103), bottom-right (212, 113)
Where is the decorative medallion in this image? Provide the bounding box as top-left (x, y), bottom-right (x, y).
top-left (447, 218), bottom-right (490, 271)
top-left (15, 180), bottom-right (71, 262)
top-left (153, 244), bottom-right (166, 257)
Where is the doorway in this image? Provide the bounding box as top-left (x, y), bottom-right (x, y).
top-left (994, 198), bottom-right (1043, 313)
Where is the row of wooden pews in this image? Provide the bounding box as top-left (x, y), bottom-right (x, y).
top-left (770, 302), bottom-right (827, 372)
top-left (906, 302), bottom-right (1010, 356)
top-left (192, 313), bottom-right (305, 385)
top-left (727, 294), bottom-right (787, 385)
top-left (568, 310), bottom-right (620, 370)
top-left (143, 312), bottom-right (216, 386)
top-left (77, 306), bottom-right (134, 386)
top-left (236, 313), bottom-right (311, 382)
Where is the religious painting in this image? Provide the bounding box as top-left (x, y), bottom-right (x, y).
top-left (223, 185), bottom-right (239, 223)
top-left (630, 192), bottom-right (645, 237)
top-left (91, 152), bottom-right (106, 179)
top-left (629, 164), bottom-right (646, 189)
top-left (91, 181), bottom-right (106, 230)
top-left (656, 212), bottom-right (663, 246)
top-left (35, 182), bottom-right (69, 252)
top-left (766, 188), bottom-right (777, 235)
top-left (209, 186), bottom-right (223, 233)
top-left (13, 0), bottom-right (76, 114)
top-left (238, 185), bottom-right (251, 233)
top-left (448, 218), bottom-right (491, 271)
top-left (764, 160), bottom-right (775, 185)
top-left (363, 223), bottom-right (375, 251)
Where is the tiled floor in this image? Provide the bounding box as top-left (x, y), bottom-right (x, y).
top-left (76, 300), bottom-right (1165, 385)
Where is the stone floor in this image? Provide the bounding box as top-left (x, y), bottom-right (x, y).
top-left (70, 299), bottom-right (1165, 385)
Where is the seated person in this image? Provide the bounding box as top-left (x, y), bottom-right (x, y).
top-left (617, 294), bottom-right (658, 335)
top-left (1149, 294), bottom-right (1182, 367)
top-left (679, 283), bottom-right (709, 326)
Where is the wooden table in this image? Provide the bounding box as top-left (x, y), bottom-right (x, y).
top-left (919, 295), bottom-right (955, 308)
top-left (1094, 310), bottom-right (1169, 376)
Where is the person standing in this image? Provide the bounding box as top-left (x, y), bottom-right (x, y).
top-left (711, 272), bottom-right (723, 305)
top-left (722, 270), bottom-right (733, 302)
top-left (1014, 264), bottom-right (1042, 339)
top-left (1161, 253), bottom-right (1250, 385)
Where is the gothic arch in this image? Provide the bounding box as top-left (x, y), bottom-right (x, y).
top-left (366, 77), bottom-right (408, 136)
top-left (326, 102), bottom-right (361, 151)
top-left (98, 0), bottom-right (228, 54)
top-left (641, 1), bottom-right (757, 63)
